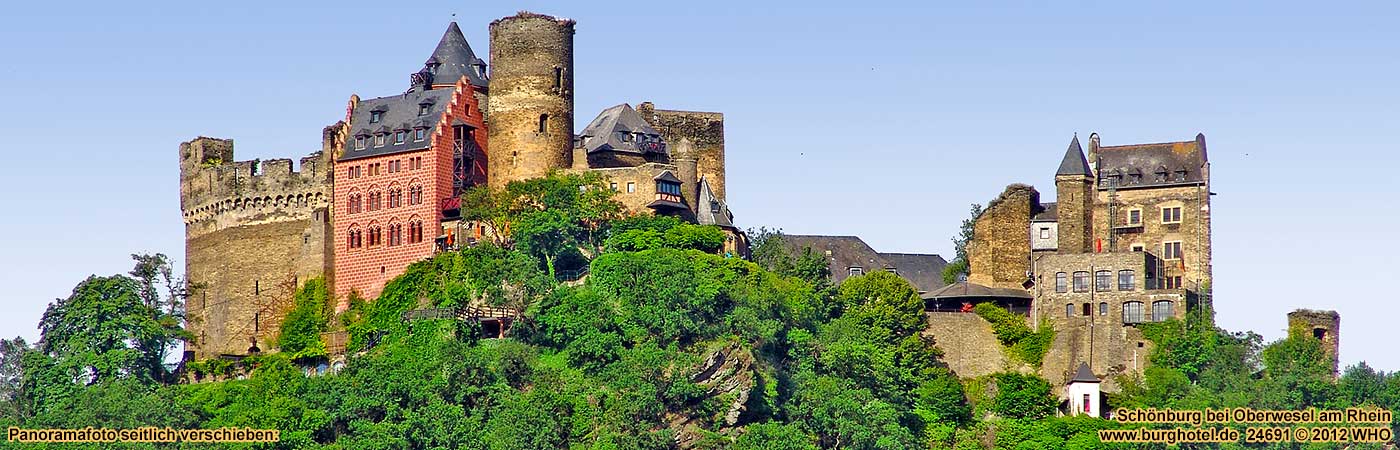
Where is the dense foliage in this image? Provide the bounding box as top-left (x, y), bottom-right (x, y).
top-left (972, 303), bottom-right (1054, 367)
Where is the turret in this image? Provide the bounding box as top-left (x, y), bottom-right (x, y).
top-left (1055, 135), bottom-right (1094, 253)
top-left (487, 12), bottom-right (575, 189)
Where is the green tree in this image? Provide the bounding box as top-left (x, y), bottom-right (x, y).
top-left (733, 422), bottom-right (820, 450)
top-left (463, 171), bottom-right (624, 277)
top-left (942, 203), bottom-right (983, 285)
top-left (836, 271), bottom-right (924, 336)
top-left (0, 337), bottom-right (28, 420)
top-left (277, 277), bottom-right (331, 357)
top-left (38, 274), bottom-right (187, 385)
top-left (989, 372), bottom-right (1057, 419)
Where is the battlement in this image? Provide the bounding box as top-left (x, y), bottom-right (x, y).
top-left (179, 137), bottom-right (333, 239)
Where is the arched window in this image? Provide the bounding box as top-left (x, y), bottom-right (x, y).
top-left (409, 186), bottom-right (422, 205)
top-left (348, 194), bottom-right (362, 214)
top-left (1066, 303), bottom-right (1075, 318)
top-left (1122, 301), bottom-right (1144, 324)
top-left (1055, 272), bottom-right (1067, 293)
top-left (1118, 270), bottom-right (1135, 291)
top-left (389, 189), bottom-right (402, 208)
top-left (368, 226), bottom-right (382, 246)
top-left (538, 114), bottom-right (548, 133)
top-left (1095, 270), bottom-right (1112, 291)
top-left (388, 223), bottom-right (402, 246)
top-left (1152, 301), bottom-right (1174, 322)
top-left (347, 227), bottom-right (362, 249)
top-left (408, 220), bottom-right (424, 243)
top-left (1073, 271), bottom-right (1090, 292)
top-left (1099, 302), bottom-right (1108, 316)
top-left (368, 191), bottom-right (382, 211)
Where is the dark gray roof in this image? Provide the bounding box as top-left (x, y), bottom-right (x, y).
top-left (1069, 362), bottom-right (1099, 383)
top-left (1032, 202), bottom-right (1058, 222)
top-left (422, 22), bottom-right (488, 89)
top-left (579, 104), bottom-right (667, 155)
top-left (340, 88), bottom-right (455, 162)
top-left (654, 170), bottom-right (681, 183)
top-left (696, 177), bottom-right (735, 229)
top-left (1095, 134), bottom-right (1208, 190)
top-left (921, 281), bottom-right (1032, 300)
top-left (1057, 135), bottom-right (1092, 176)
top-left (779, 235), bottom-right (947, 294)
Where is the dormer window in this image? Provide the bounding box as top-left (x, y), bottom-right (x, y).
top-left (1155, 166), bottom-right (1169, 182)
top-left (370, 111), bottom-right (383, 123)
top-left (657, 180), bottom-right (681, 196)
top-left (394, 131), bottom-right (406, 144)
top-left (374, 134), bottom-right (386, 147)
top-left (355, 137), bottom-right (366, 149)
top-left (418, 104), bottom-right (430, 116)
top-left (1174, 168), bottom-right (1188, 182)
top-left (620, 132), bottom-right (633, 143)
top-left (1128, 169), bottom-right (1143, 184)
top-left (710, 201), bottom-right (721, 213)
top-left (414, 129), bottom-right (426, 142)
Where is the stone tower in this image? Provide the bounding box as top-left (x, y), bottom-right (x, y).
top-left (637, 101), bottom-right (726, 201)
top-left (1055, 135), bottom-right (1094, 254)
top-left (487, 12), bottom-right (575, 189)
top-left (178, 129), bottom-right (335, 358)
top-left (1288, 309), bottom-right (1341, 375)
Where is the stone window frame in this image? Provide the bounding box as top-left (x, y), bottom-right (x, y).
top-left (408, 183), bottom-right (423, 206)
top-left (848, 267), bottom-right (863, 276)
top-left (1055, 272), bottom-right (1067, 293)
top-left (347, 191), bottom-right (362, 214)
top-left (387, 221), bottom-right (403, 247)
top-left (1130, 243), bottom-right (1144, 252)
top-left (1163, 241), bottom-right (1183, 260)
top-left (1099, 302), bottom-right (1108, 316)
top-left (394, 131), bottom-right (407, 145)
top-left (1066, 303), bottom-right (1075, 318)
top-left (367, 222), bottom-right (382, 247)
top-left (1039, 227), bottom-right (1051, 239)
top-left (1126, 208), bottom-right (1143, 226)
top-left (1094, 270), bottom-right (1112, 291)
top-left (408, 215), bottom-right (424, 244)
top-left (1072, 271), bottom-right (1090, 292)
top-left (1117, 270), bottom-right (1135, 291)
top-left (1123, 301), bottom-right (1144, 324)
top-left (1152, 300), bottom-right (1174, 322)
top-left (1160, 205), bottom-right (1183, 224)
top-left (626, 181), bottom-right (636, 193)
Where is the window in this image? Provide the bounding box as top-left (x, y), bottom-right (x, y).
top-left (374, 134), bottom-right (386, 147)
top-left (348, 194), bottom-right (362, 214)
top-left (1099, 302), bottom-right (1108, 316)
top-left (1039, 227), bottom-right (1051, 239)
top-left (1127, 209), bottom-right (1142, 226)
top-left (657, 181), bottom-right (681, 195)
top-left (538, 114), bottom-right (548, 133)
top-left (1095, 270), bottom-right (1111, 291)
top-left (347, 229), bottom-right (362, 249)
top-left (418, 104), bottom-right (430, 116)
top-left (409, 186), bottom-right (422, 205)
top-left (1118, 270), bottom-right (1135, 291)
top-left (710, 201), bottom-right (721, 213)
top-left (368, 192), bottom-right (381, 211)
top-left (1161, 206), bottom-right (1182, 224)
top-left (621, 132), bottom-right (633, 143)
top-left (355, 137), bottom-right (365, 149)
top-left (370, 111), bottom-right (382, 123)
top-left (369, 163), bottom-right (380, 176)
top-left (1165, 276), bottom-right (1183, 289)
top-left (553, 67), bottom-right (563, 91)
top-left (1082, 303), bottom-right (1091, 316)
top-left (408, 221), bottom-right (424, 243)
top-left (367, 226), bottom-right (381, 246)
top-left (1174, 169), bottom-right (1188, 182)
top-left (609, 182), bottom-right (617, 191)
top-left (1066, 303), bottom-right (1075, 318)
top-left (626, 182), bottom-right (636, 193)
top-left (395, 131), bottom-right (406, 144)
top-left (1130, 244), bottom-right (1144, 252)
top-left (347, 166), bottom-right (361, 179)
top-left (1151, 301), bottom-right (1174, 322)
top-left (388, 224), bottom-right (402, 246)
top-left (848, 267), bottom-right (863, 276)
top-left (415, 129), bottom-right (426, 142)
top-left (1163, 241), bottom-right (1183, 260)
top-left (1073, 271), bottom-right (1090, 292)
top-left (1055, 272), bottom-right (1067, 293)
top-left (1123, 301), bottom-right (1144, 324)
top-left (1083, 394), bottom-right (1092, 414)
top-left (387, 160), bottom-right (398, 173)
top-left (389, 189), bottom-right (402, 208)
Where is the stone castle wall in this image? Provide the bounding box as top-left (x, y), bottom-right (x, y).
top-left (922, 312), bottom-right (1016, 378)
top-left (636, 102), bottom-right (724, 201)
top-left (582, 163), bottom-right (681, 216)
top-left (967, 184), bottom-right (1040, 290)
top-left (179, 131), bottom-right (337, 358)
top-left (1092, 184), bottom-right (1212, 291)
top-left (487, 12), bottom-right (575, 189)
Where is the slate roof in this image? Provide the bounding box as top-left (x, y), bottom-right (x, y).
top-left (423, 22), bottom-right (488, 89)
top-left (1057, 135), bottom-right (1092, 176)
top-left (341, 88), bottom-right (454, 162)
top-left (921, 281), bottom-right (1032, 300)
top-left (1032, 202), bottom-right (1058, 222)
top-left (1069, 362), bottom-right (1100, 384)
top-left (579, 104), bottom-right (667, 155)
top-left (779, 235), bottom-right (947, 294)
top-left (1094, 133), bottom-right (1208, 190)
top-left (695, 177), bottom-right (736, 229)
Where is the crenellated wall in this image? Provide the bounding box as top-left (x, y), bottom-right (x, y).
top-left (178, 128), bottom-right (338, 358)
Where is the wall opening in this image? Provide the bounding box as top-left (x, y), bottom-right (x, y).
top-left (1313, 327), bottom-right (1327, 340)
top-left (553, 67), bottom-right (562, 91)
top-left (538, 114), bottom-right (548, 133)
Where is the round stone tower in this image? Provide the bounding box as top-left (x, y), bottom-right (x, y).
top-left (487, 12), bottom-right (575, 189)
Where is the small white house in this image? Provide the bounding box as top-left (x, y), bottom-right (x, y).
top-left (1065, 362), bottom-right (1101, 417)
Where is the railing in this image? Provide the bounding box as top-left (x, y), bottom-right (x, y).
top-left (555, 266), bottom-right (590, 282)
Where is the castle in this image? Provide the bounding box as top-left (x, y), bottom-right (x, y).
top-left (179, 12), bottom-right (743, 358)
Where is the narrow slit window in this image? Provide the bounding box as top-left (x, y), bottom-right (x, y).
top-left (538, 114), bottom-right (548, 133)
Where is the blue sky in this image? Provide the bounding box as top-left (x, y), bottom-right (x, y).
top-left (1, 1), bottom-right (1397, 370)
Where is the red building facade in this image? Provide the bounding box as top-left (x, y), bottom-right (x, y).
top-left (332, 77), bottom-right (487, 309)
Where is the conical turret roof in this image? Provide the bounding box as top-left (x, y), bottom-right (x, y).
top-left (1056, 135), bottom-right (1092, 176)
top-left (424, 22), bottom-right (488, 88)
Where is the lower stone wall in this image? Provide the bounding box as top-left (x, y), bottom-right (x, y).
top-left (923, 312), bottom-right (1015, 378)
top-left (186, 217), bottom-right (330, 358)
top-left (1037, 319), bottom-right (1152, 393)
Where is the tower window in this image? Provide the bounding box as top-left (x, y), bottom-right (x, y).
top-left (553, 67), bottom-right (563, 91)
top-left (538, 114), bottom-right (548, 133)
top-left (1313, 328), bottom-right (1327, 340)
top-left (1163, 241), bottom-right (1183, 260)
